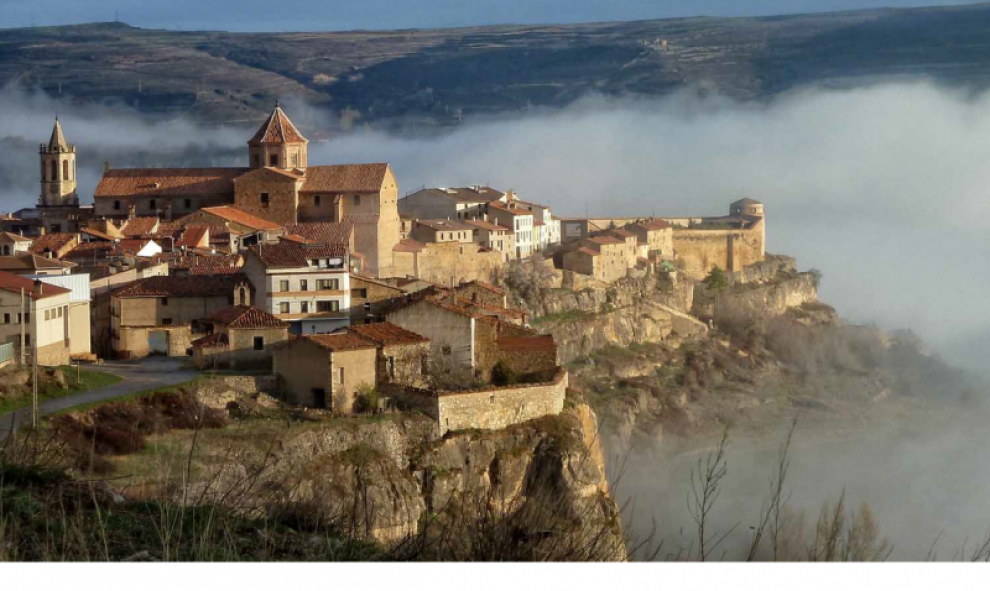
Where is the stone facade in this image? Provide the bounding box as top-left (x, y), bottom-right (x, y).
top-left (672, 221), bottom-right (765, 279)
top-left (273, 337), bottom-right (378, 413)
top-left (392, 241), bottom-right (502, 285)
top-left (233, 168), bottom-right (304, 227)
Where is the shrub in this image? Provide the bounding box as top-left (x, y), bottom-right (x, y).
top-left (491, 361), bottom-right (515, 386)
top-left (704, 265), bottom-right (729, 291)
top-left (353, 384), bottom-right (380, 414)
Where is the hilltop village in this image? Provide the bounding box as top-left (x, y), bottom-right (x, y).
top-left (0, 105), bottom-right (775, 433)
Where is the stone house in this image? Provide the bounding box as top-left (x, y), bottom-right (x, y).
top-left (110, 274), bottom-right (252, 359)
top-left (626, 219), bottom-right (674, 259)
top-left (409, 219), bottom-right (474, 244)
top-left (600, 229), bottom-right (639, 269)
top-left (0, 232), bottom-right (33, 256)
top-left (0, 253), bottom-right (76, 277)
top-left (241, 241), bottom-right (351, 335)
top-left (398, 186), bottom-right (506, 221)
top-left (273, 333), bottom-right (378, 412)
top-left (175, 206), bottom-right (284, 248)
top-left (190, 305), bottom-right (289, 370)
top-left (463, 218), bottom-right (515, 262)
top-left (391, 240), bottom-right (502, 286)
top-left (561, 236), bottom-right (629, 283)
top-left (348, 273), bottom-right (405, 324)
top-left (0, 271), bottom-right (73, 366)
top-left (345, 322), bottom-right (431, 389)
top-left (452, 281), bottom-right (507, 308)
top-left (494, 335), bottom-right (559, 377)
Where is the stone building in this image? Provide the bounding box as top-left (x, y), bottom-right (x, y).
top-left (409, 219), bottom-right (474, 244)
top-left (463, 218), bottom-right (515, 262)
top-left (92, 104), bottom-right (401, 278)
top-left (190, 305), bottom-right (289, 370)
top-left (39, 119), bottom-right (79, 208)
top-left (0, 254), bottom-right (76, 277)
top-left (345, 321), bottom-right (431, 389)
top-left (0, 233), bottom-right (33, 256)
top-left (273, 333), bottom-right (378, 412)
top-left (391, 240), bottom-right (502, 286)
top-left (241, 241), bottom-right (351, 335)
top-left (625, 219), bottom-right (674, 259)
top-left (348, 273), bottom-right (405, 324)
top-left (0, 271), bottom-right (73, 366)
top-left (398, 186), bottom-right (506, 220)
top-left (110, 274), bottom-right (252, 359)
top-left (561, 236), bottom-right (628, 283)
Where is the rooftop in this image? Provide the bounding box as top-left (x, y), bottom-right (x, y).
top-left (301, 163), bottom-right (389, 194)
top-left (248, 104), bottom-right (308, 145)
top-left (197, 206), bottom-right (282, 232)
top-left (95, 168), bottom-right (249, 199)
top-left (112, 274), bottom-right (247, 298)
top-left (203, 305), bottom-right (288, 329)
top-left (248, 241), bottom-right (347, 269)
top-left (283, 221), bottom-right (354, 246)
top-left (0, 270), bottom-right (71, 300)
top-left (415, 219), bottom-right (473, 231)
top-left (346, 322), bottom-right (429, 346)
top-left (28, 232), bottom-right (77, 255)
top-left (0, 253), bottom-right (76, 272)
top-left (303, 333), bottom-right (377, 352)
top-left (120, 217), bottom-right (160, 237)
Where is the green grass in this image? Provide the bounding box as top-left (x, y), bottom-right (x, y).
top-left (53, 374), bottom-right (211, 415)
top-left (0, 366), bottom-right (123, 415)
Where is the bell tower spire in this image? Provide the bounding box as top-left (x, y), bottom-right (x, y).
top-left (247, 102), bottom-right (308, 170)
top-left (39, 117), bottom-right (79, 208)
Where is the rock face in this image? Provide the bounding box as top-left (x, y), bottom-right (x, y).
top-left (192, 403), bottom-right (625, 559)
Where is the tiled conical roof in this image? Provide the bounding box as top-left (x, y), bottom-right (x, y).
top-left (48, 118), bottom-right (69, 151)
top-left (248, 103), bottom-right (308, 145)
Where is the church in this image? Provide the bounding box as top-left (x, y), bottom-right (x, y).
top-left (89, 104), bottom-right (401, 277)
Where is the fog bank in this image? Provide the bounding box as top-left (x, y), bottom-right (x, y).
top-left (1, 82), bottom-right (988, 370)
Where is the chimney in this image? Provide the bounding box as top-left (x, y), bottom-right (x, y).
top-left (33, 279), bottom-right (43, 295)
top-left (104, 161), bottom-right (111, 174)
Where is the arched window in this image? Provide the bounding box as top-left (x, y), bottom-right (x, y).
top-left (50, 160), bottom-right (57, 181)
top-left (62, 160), bottom-right (69, 180)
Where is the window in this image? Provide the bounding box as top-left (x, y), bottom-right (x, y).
top-left (351, 288), bottom-right (367, 299)
top-left (269, 154), bottom-right (279, 167)
top-left (58, 307), bottom-right (63, 318)
top-left (338, 366), bottom-right (345, 385)
top-left (114, 201), bottom-right (121, 211)
top-left (387, 356), bottom-right (395, 378)
top-left (149, 199), bottom-right (156, 210)
top-left (316, 300), bottom-right (339, 313)
top-left (442, 345), bottom-right (452, 356)
top-left (24, 313), bottom-right (29, 323)
top-left (50, 161), bottom-right (57, 181)
top-left (300, 280), bottom-right (308, 291)
top-left (161, 297), bottom-right (169, 307)
top-left (162, 318), bottom-right (172, 326)
top-left (44, 310), bottom-right (50, 321)
top-left (279, 302), bottom-right (290, 314)
top-left (316, 279), bottom-right (339, 291)
top-left (279, 280), bottom-right (290, 292)
top-left (184, 199), bottom-right (192, 209)
top-left (63, 160), bottom-right (69, 180)
top-left (2, 314), bottom-right (8, 324)
top-left (24, 335), bottom-right (30, 347)
top-left (239, 287), bottom-right (247, 305)
top-left (314, 195), bottom-right (321, 206)
top-left (353, 195), bottom-right (360, 206)
top-left (260, 193), bottom-right (270, 208)
top-left (253, 336), bottom-right (264, 351)
top-left (300, 302), bottom-right (309, 313)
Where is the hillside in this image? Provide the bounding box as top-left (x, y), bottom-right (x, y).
top-left (7, 4), bottom-right (990, 130)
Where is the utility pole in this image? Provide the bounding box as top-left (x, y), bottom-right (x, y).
top-left (19, 288), bottom-right (25, 365)
top-left (32, 335), bottom-right (39, 429)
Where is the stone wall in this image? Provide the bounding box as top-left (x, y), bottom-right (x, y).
top-left (672, 222), bottom-right (765, 279)
top-left (233, 168), bottom-right (302, 227)
top-left (404, 242), bottom-right (503, 285)
top-left (693, 272), bottom-right (819, 321)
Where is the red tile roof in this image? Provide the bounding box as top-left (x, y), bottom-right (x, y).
top-left (203, 305), bottom-right (288, 329)
top-left (393, 239), bottom-right (425, 253)
top-left (112, 274), bottom-right (247, 298)
top-left (95, 168), bottom-right (248, 199)
top-left (346, 322), bottom-right (429, 346)
top-left (176, 226), bottom-right (209, 249)
top-left (0, 270), bottom-right (71, 300)
top-left (301, 164), bottom-right (389, 194)
top-left (151, 253), bottom-right (242, 275)
top-left (0, 232), bottom-right (32, 243)
top-left (80, 228), bottom-right (115, 241)
top-left (304, 333), bottom-right (377, 352)
top-left (248, 242), bottom-right (347, 269)
top-left (629, 219), bottom-right (672, 231)
top-left (28, 233), bottom-right (77, 256)
top-left (283, 221), bottom-right (353, 247)
top-left (120, 217), bottom-right (160, 238)
top-left (198, 206), bottom-right (282, 232)
top-left (248, 105), bottom-right (308, 145)
top-left (63, 241), bottom-right (114, 261)
top-left (0, 253), bottom-right (76, 272)
top-left (458, 280), bottom-right (505, 295)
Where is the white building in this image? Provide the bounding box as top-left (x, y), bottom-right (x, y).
top-left (0, 270), bottom-right (73, 366)
top-left (485, 201), bottom-right (535, 258)
top-left (242, 242), bottom-right (351, 335)
top-left (28, 273), bottom-right (92, 359)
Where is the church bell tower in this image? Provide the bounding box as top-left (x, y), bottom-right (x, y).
top-left (39, 118), bottom-right (79, 208)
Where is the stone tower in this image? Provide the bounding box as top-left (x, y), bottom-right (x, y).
top-left (247, 102), bottom-right (308, 170)
top-left (39, 118), bottom-right (79, 208)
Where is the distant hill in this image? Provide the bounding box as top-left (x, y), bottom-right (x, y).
top-left (6, 4), bottom-right (990, 130)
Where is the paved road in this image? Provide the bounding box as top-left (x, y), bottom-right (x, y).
top-left (1, 357), bottom-right (200, 434)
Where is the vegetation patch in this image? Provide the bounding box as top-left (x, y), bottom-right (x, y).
top-left (0, 366), bottom-right (123, 415)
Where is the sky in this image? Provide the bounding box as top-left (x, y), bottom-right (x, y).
top-left (0, 0), bottom-right (983, 32)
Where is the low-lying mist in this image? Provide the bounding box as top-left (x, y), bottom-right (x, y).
top-left (2, 81), bottom-right (987, 372)
top-left (2, 81), bottom-right (989, 560)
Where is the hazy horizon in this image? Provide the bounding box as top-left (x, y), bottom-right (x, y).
top-left (0, 0), bottom-right (983, 32)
